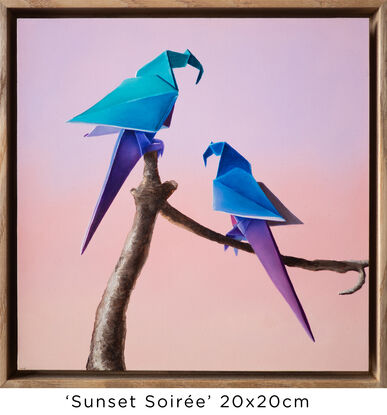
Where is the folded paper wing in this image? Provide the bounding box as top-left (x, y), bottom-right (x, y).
top-left (85, 125), bottom-right (122, 137)
top-left (224, 181), bottom-right (303, 251)
top-left (68, 49), bottom-right (203, 253)
top-left (68, 77), bottom-right (177, 133)
top-left (68, 49), bottom-right (203, 133)
top-left (214, 168), bottom-right (285, 221)
top-left (259, 182), bottom-right (303, 227)
top-left (80, 130), bottom-right (163, 254)
top-left (204, 142), bottom-right (284, 220)
top-left (204, 140), bottom-right (314, 341)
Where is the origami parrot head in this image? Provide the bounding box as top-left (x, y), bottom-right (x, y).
top-left (203, 141), bottom-right (253, 178)
top-left (68, 50), bottom-right (203, 254)
top-left (68, 49), bottom-right (203, 134)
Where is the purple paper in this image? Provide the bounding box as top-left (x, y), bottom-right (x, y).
top-left (146, 138), bottom-right (164, 157)
top-left (240, 218), bottom-right (315, 341)
top-left (162, 104), bottom-right (175, 128)
top-left (81, 129), bottom-right (143, 254)
top-left (224, 220), bottom-right (244, 255)
top-left (84, 125), bottom-right (122, 137)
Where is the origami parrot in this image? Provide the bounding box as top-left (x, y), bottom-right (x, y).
top-left (203, 141), bottom-right (315, 341)
top-left (68, 50), bottom-right (203, 253)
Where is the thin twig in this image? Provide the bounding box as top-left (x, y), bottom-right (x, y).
top-left (160, 202), bottom-right (369, 295)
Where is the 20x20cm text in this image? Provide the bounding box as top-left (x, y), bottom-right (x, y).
top-left (221, 394), bottom-right (309, 409)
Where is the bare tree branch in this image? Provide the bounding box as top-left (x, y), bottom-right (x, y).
top-left (160, 202), bottom-right (369, 295)
top-left (87, 152), bottom-right (177, 370)
top-left (87, 150), bottom-right (368, 371)
top-left (337, 267), bottom-right (367, 295)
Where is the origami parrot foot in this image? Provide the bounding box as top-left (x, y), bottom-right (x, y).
top-left (224, 219), bottom-right (245, 255)
top-left (146, 138), bottom-right (164, 157)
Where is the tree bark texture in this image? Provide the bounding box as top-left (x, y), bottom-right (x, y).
top-left (87, 151), bottom-right (368, 370)
top-left (86, 152), bottom-right (176, 370)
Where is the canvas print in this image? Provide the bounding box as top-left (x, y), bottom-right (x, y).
top-left (17, 18), bottom-right (369, 371)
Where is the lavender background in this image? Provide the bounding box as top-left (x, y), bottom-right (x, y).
top-left (17, 18), bottom-right (369, 370)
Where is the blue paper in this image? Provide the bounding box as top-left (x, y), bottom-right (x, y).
top-left (69, 50), bottom-right (203, 253)
top-left (204, 142), bottom-right (284, 221)
top-left (204, 141), bottom-right (314, 341)
top-left (68, 49), bottom-right (203, 133)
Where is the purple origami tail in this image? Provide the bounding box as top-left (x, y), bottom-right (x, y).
top-left (241, 218), bottom-right (315, 341)
top-left (81, 129), bottom-right (163, 254)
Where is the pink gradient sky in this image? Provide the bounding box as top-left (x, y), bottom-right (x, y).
top-left (17, 18), bottom-right (369, 371)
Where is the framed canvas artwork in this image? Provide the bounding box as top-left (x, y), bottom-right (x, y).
top-left (0, 2), bottom-right (386, 388)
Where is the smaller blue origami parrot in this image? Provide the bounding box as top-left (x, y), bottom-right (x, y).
top-left (68, 50), bottom-right (203, 253)
top-left (204, 141), bottom-right (314, 341)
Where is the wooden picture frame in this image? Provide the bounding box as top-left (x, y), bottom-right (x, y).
top-left (0, 0), bottom-right (385, 388)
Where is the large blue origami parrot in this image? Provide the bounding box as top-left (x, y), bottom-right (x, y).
top-left (204, 141), bottom-right (315, 341)
top-left (68, 50), bottom-right (203, 253)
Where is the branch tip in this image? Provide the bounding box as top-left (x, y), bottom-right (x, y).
top-left (160, 202), bottom-right (369, 296)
